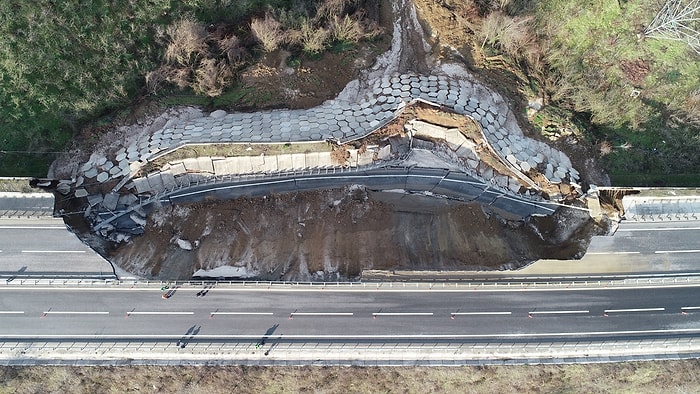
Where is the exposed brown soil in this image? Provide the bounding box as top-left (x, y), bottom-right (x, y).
top-left (111, 187), bottom-right (596, 280)
top-left (238, 43), bottom-right (386, 110)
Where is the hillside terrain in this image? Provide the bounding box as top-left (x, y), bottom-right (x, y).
top-left (1, 0), bottom-right (699, 387)
top-left (0, 0), bottom-right (697, 184)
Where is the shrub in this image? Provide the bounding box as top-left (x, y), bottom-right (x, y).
top-left (164, 18), bottom-right (208, 66)
top-left (478, 11), bottom-right (533, 58)
top-left (217, 34), bottom-right (248, 66)
top-left (298, 18), bottom-right (330, 54)
top-left (329, 14), bottom-right (364, 43)
top-left (193, 59), bottom-right (232, 97)
top-left (250, 13), bottom-right (284, 53)
top-left (683, 89), bottom-right (700, 126)
top-left (315, 0), bottom-right (359, 23)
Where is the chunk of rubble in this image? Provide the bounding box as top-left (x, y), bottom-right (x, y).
top-left (129, 213), bottom-right (147, 227)
top-left (75, 188), bottom-right (89, 198)
top-left (210, 109), bottom-right (227, 118)
top-left (176, 238), bottom-right (194, 251)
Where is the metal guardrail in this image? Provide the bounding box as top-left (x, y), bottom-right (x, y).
top-left (93, 159), bottom-right (406, 230)
top-left (1, 335), bottom-right (699, 366)
top-left (4, 276), bottom-right (700, 290)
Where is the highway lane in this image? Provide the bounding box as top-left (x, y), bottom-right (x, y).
top-left (582, 220), bottom-right (700, 271)
top-left (1, 286), bottom-right (699, 340)
top-left (501, 219), bottom-right (700, 277)
top-left (0, 219), bottom-right (116, 279)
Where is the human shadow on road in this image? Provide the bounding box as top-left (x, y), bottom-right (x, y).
top-left (196, 283), bottom-right (214, 297)
top-left (254, 323), bottom-right (280, 356)
top-left (5, 266), bottom-right (27, 283)
top-left (177, 325), bottom-right (201, 349)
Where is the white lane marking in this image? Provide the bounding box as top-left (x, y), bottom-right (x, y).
top-left (372, 312), bottom-right (433, 317)
top-left (0, 311), bottom-right (24, 314)
top-left (655, 250), bottom-right (700, 254)
top-left (604, 308), bottom-right (665, 313)
top-left (42, 311), bottom-right (109, 315)
top-left (451, 312), bottom-right (512, 316)
top-left (7, 327), bottom-right (700, 340)
top-left (210, 312), bottom-right (274, 316)
top-left (528, 310), bottom-right (589, 315)
top-left (21, 250), bottom-right (86, 254)
top-left (0, 226), bottom-right (66, 229)
top-left (289, 312), bottom-right (353, 316)
top-left (618, 227), bottom-right (700, 232)
top-left (126, 311), bottom-right (194, 315)
top-left (587, 252), bottom-right (640, 255)
top-left (681, 306), bottom-right (700, 310)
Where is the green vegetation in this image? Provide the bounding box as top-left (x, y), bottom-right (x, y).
top-left (532, 0), bottom-right (700, 186)
top-left (0, 0), bottom-right (228, 176)
top-left (474, 0), bottom-right (700, 185)
top-left (0, 0), bottom-right (376, 177)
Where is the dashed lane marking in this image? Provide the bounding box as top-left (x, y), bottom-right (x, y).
top-left (528, 310), bottom-right (590, 315)
top-left (654, 250), bottom-right (700, 254)
top-left (21, 250), bottom-right (86, 253)
top-left (604, 308), bottom-right (665, 313)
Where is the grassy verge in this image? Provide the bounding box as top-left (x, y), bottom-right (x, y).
top-left (531, 0), bottom-right (700, 183)
top-left (0, 177), bottom-right (37, 193)
top-left (1, 361), bottom-right (700, 393)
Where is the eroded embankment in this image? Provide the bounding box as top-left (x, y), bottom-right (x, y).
top-left (110, 187), bottom-right (596, 280)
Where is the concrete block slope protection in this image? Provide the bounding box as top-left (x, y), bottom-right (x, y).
top-left (79, 70), bottom-right (578, 190)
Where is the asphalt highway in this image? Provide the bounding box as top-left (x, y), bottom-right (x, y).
top-left (1, 285), bottom-right (699, 342)
top-left (0, 218), bottom-right (116, 279)
top-left (508, 219), bottom-right (700, 277)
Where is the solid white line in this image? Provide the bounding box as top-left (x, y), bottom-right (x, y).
top-left (604, 308), bottom-right (665, 313)
top-left (587, 252), bottom-right (640, 255)
top-left (127, 311), bottom-right (194, 315)
top-left (0, 311), bottom-right (24, 314)
top-left (43, 311), bottom-right (109, 315)
top-left (290, 312), bottom-right (353, 316)
top-left (655, 250), bottom-right (700, 254)
top-left (451, 312), bottom-right (512, 316)
top-left (0, 226), bottom-right (66, 229)
top-left (529, 310), bottom-right (589, 315)
top-left (210, 312), bottom-right (274, 315)
top-left (618, 227), bottom-right (700, 232)
top-left (22, 250), bottom-right (86, 254)
top-left (372, 312), bottom-right (433, 316)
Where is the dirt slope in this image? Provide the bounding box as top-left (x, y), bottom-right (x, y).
top-left (111, 187), bottom-right (595, 280)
